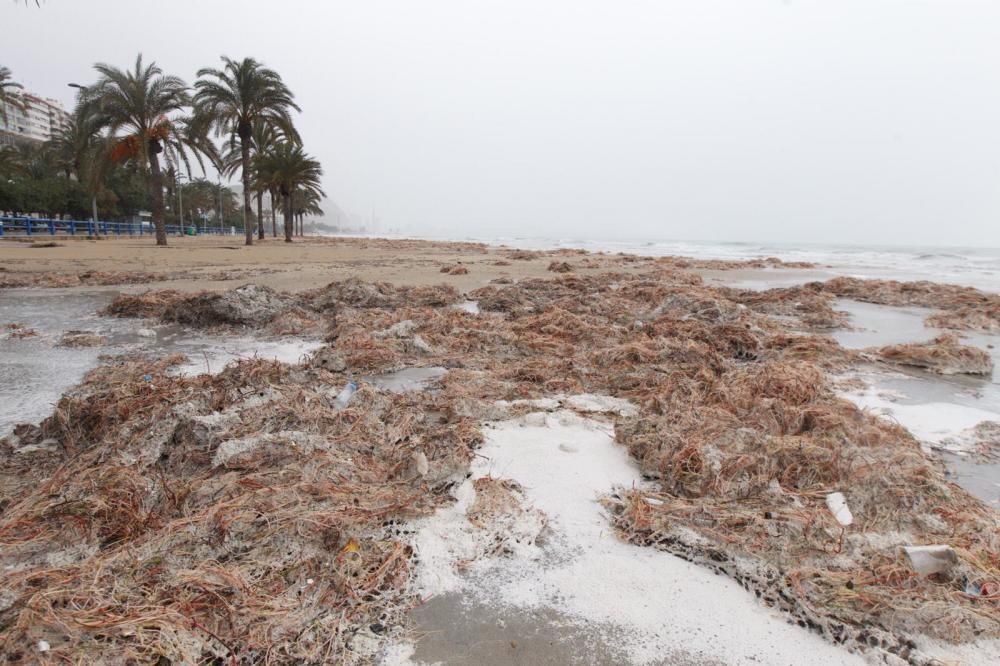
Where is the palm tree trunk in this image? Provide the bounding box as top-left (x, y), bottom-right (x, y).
top-left (240, 140), bottom-right (254, 246)
top-left (147, 144), bottom-right (167, 246)
top-left (256, 190), bottom-right (264, 240)
top-left (270, 189), bottom-right (277, 237)
top-left (284, 193), bottom-right (294, 243)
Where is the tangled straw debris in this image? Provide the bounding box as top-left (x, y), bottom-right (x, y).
top-left (3, 256), bottom-right (998, 664)
top-left (0, 354), bottom-right (479, 664)
top-left (57, 330), bottom-right (108, 348)
top-left (3, 323), bottom-right (39, 340)
top-left (819, 276), bottom-right (1000, 333)
top-left (547, 261), bottom-right (573, 273)
top-left (870, 334), bottom-right (994, 376)
top-left (940, 421), bottom-right (1000, 460)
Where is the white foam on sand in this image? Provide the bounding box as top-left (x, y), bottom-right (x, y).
top-left (175, 338), bottom-right (323, 376)
top-left (844, 385), bottom-right (1000, 454)
top-left (403, 407), bottom-right (864, 665)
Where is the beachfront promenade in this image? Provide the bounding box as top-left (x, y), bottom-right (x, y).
top-left (0, 216), bottom-right (234, 237)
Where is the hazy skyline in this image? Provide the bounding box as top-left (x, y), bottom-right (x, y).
top-left (4, 1), bottom-right (1000, 246)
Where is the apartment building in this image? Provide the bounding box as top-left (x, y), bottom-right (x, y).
top-left (0, 92), bottom-right (70, 146)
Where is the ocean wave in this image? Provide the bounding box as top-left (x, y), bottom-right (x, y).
top-left (915, 253), bottom-right (967, 260)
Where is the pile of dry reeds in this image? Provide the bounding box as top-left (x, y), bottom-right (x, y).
top-left (3, 323), bottom-right (38, 339)
top-left (0, 270), bottom-right (164, 289)
top-left (57, 330), bottom-right (107, 348)
top-left (872, 333), bottom-right (994, 376)
top-left (820, 276), bottom-right (1000, 333)
top-left (3, 258), bottom-right (998, 664)
top-left (0, 353), bottom-right (478, 664)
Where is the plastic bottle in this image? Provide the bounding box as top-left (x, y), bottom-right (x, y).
top-left (333, 380), bottom-right (358, 409)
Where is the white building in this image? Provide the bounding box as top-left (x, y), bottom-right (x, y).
top-left (0, 92), bottom-right (70, 146)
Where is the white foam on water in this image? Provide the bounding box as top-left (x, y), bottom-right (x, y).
top-left (403, 407), bottom-right (865, 665)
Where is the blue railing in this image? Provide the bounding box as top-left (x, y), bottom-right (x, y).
top-left (0, 216), bottom-right (234, 237)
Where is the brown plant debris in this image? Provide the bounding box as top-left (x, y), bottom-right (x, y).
top-left (58, 330), bottom-right (108, 348)
top-left (3, 323), bottom-right (39, 339)
top-left (941, 421), bottom-right (1000, 461)
top-left (871, 334), bottom-right (994, 376)
top-left (0, 354), bottom-right (478, 664)
top-left (2, 264), bottom-right (997, 664)
top-left (819, 276), bottom-right (1000, 333)
top-left (547, 261), bottom-right (573, 273)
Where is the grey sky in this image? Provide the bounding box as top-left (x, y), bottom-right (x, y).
top-left (4, 0), bottom-right (999, 246)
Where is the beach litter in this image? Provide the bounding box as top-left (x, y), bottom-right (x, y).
top-left (903, 545), bottom-right (959, 577)
top-left (825, 491), bottom-right (854, 527)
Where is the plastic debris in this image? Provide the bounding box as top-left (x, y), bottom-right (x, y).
top-left (825, 492), bottom-right (854, 527)
top-left (903, 545), bottom-right (957, 576)
top-left (37, 640), bottom-right (49, 652)
top-left (333, 380), bottom-right (358, 409)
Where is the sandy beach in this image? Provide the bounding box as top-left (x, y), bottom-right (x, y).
top-left (0, 236), bottom-right (610, 293)
top-left (1, 235), bottom-right (998, 665)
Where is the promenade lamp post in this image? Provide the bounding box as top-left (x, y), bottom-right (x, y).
top-left (67, 83), bottom-right (100, 228)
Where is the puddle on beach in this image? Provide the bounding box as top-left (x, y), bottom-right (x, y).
top-left (0, 289), bottom-right (321, 435)
top-left (170, 332), bottom-right (322, 377)
top-left (396, 408), bottom-right (863, 666)
top-left (834, 299), bottom-right (1000, 506)
top-left (363, 366), bottom-right (448, 393)
top-left (699, 267), bottom-right (833, 291)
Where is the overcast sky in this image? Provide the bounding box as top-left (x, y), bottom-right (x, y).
top-left (4, 1), bottom-right (1000, 246)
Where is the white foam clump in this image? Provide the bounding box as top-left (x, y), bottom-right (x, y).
top-left (842, 386), bottom-right (1000, 453)
top-left (406, 407), bottom-right (864, 665)
top-left (177, 339), bottom-right (323, 376)
top-left (494, 392), bottom-right (637, 416)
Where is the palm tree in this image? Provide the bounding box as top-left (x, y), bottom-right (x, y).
top-left (221, 118), bottom-right (293, 240)
top-left (82, 55), bottom-right (194, 246)
top-left (0, 145), bottom-right (20, 177)
top-left (0, 66), bottom-right (24, 125)
top-left (292, 186), bottom-right (324, 236)
top-left (194, 56), bottom-right (300, 246)
top-left (256, 142), bottom-right (323, 242)
top-left (47, 103), bottom-right (108, 221)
